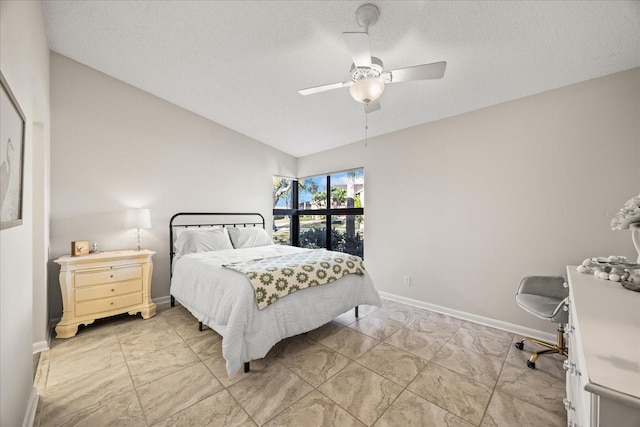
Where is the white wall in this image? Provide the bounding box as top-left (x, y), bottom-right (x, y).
top-left (298, 68), bottom-right (640, 333)
top-left (49, 53), bottom-right (297, 319)
top-left (0, 1), bottom-right (50, 425)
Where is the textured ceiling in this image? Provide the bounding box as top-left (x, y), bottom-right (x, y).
top-left (43, 1), bottom-right (640, 157)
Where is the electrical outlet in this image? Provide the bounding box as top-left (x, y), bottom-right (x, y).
top-left (403, 276), bottom-right (411, 286)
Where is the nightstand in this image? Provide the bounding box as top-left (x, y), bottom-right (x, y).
top-left (54, 249), bottom-right (156, 338)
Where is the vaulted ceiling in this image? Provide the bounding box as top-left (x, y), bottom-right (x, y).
top-left (43, 1), bottom-right (640, 157)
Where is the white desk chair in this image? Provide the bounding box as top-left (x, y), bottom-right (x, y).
top-left (514, 275), bottom-right (569, 369)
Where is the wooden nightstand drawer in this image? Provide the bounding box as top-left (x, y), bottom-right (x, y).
top-left (75, 265), bottom-right (142, 287)
top-left (75, 279), bottom-right (143, 302)
top-left (75, 291), bottom-right (143, 317)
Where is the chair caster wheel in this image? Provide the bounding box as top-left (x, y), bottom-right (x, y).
top-left (527, 360), bottom-right (536, 369)
top-left (514, 342), bottom-right (524, 350)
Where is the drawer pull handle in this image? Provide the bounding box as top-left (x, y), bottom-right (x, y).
top-left (563, 360), bottom-right (577, 375)
top-left (563, 397), bottom-right (574, 411)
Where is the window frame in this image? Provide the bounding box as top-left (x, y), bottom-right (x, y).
top-left (273, 170), bottom-right (364, 255)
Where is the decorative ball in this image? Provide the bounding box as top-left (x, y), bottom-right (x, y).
top-left (608, 255), bottom-right (618, 262)
top-left (577, 265), bottom-right (593, 274)
top-left (609, 273), bottom-right (621, 282)
top-left (582, 258), bottom-right (592, 267)
top-left (592, 268), bottom-right (602, 276)
top-left (598, 271), bottom-right (610, 280)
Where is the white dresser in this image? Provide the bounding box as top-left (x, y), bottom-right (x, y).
top-left (565, 267), bottom-right (640, 426)
top-left (55, 250), bottom-right (156, 338)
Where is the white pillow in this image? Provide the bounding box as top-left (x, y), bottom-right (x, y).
top-left (173, 225), bottom-right (221, 242)
top-left (227, 227), bottom-right (273, 249)
top-left (174, 227), bottom-right (233, 257)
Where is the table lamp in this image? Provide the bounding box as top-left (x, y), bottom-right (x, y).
top-left (125, 208), bottom-right (151, 250)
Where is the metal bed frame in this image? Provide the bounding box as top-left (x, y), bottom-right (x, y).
top-left (169, 212), bottom-right (266, 286)
top-left (168, 211), bottom-right (359, 374)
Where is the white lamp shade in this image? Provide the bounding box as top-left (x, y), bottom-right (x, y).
top-left (125, 208), bottom-right (151, 229)
top-left (349, 77), bottom-right (385, 104)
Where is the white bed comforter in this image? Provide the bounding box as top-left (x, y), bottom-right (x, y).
top-left (170, 245), bottom-right (381, 375)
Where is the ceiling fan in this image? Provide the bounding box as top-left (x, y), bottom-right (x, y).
top-left (298, 3), bottom-right (447, 113)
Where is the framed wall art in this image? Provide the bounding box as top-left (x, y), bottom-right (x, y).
top-left (0, 71), bottom-right (26, 230)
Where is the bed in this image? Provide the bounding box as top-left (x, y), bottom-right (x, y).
top-left (169, 212), bottom-right (382, 376)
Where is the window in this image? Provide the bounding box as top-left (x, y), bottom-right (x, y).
top-left (273, 177), bottom-right (293, 210)
top-left (330, 171), bottom-right (364, 208)
top-left (273, 169), bottom-right (364, 257)
top-left (299, 215), bottom-right (327, 249)
top-left (298, 176), bottom-right (327, 210)
top-left (331, 214), bottom-right (364, 256)
top-left (272, 214), bottom-right (292, 245)
top-left (272, 177), bottom-right (294, 245)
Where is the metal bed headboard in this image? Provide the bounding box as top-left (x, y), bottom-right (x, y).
top-left (169, 212), bottom-right (266, 276)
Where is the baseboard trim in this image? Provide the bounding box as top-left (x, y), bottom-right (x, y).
top-left (32, 340), bottom-right (49, 354)
top-left (22, 386), bottom-right (38, 427)
top-left (153, 295), bottom-right (172, 306)
top-left (32, 321), bottom-right (52, 354)
top-left (378, 291), bottom-right (556, 343)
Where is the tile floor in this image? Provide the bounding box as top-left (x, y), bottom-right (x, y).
top-left (33, 299), bottom-right (567, 426)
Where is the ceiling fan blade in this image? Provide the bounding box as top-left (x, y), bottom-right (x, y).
top-left (342, 32), bottom-right (371, 68)
top-left (387, 61), bottom-right (447, 83)
top-left (298, 80), bottom-right (352, 96)
top-left (365, 99), bottom-right (381, 113)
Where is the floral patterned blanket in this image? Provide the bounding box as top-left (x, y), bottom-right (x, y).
top-left (223, 249), bottom-right (365, 309)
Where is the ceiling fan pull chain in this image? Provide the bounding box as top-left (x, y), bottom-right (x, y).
top-left (364, 105), bottom-right (368, 147)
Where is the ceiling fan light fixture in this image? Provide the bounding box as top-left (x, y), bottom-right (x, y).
top-left (349, 77), bottom-right (385, 104)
